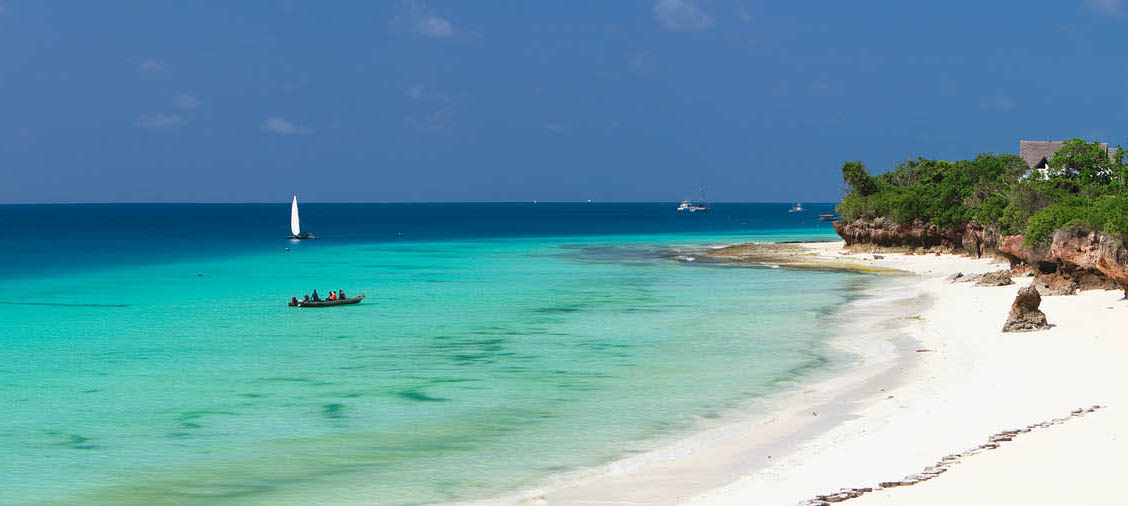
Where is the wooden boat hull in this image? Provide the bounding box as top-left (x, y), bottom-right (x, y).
top-left (290, 295), bottom-right (364, 307)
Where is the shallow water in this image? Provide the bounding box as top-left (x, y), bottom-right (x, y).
top-left (0, 203), bottom-right (859, 505)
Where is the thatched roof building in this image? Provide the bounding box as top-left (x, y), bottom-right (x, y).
top-left (1020, 140), bottom-right (1113, 169)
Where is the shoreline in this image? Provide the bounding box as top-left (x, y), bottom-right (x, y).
top-left (462, 240), bottom-right (1127, 505)
top-left (687, 242), bottom-right (1127, 505)
top-left (453, 243), bottom-right (937, 505)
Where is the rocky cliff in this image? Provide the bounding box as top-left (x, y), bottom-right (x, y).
top-left (998, 230), bottom-right (1128, 294)
top-left (833, 218), bottom-right (1000, 258)
top-left (835, 219), bottom-right (1128, 295)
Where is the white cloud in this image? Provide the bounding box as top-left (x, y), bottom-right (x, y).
top-left (737, 4), bottom-right (754, 22)
top-left (408, 106), bottom-right (455, 134)
top-left (395, 1), bottom-right (455, 37)
top-left (416, 15), bottom-right (454, 37)
top-left (138, 58), bottom-right (171, 73)
top-left (173, 93), bottom-right (201, 110)
top-left (261, 117), bottom-right (313, 135)
top-left (425, 106), bottom-right (455, 132)
top-left (1086, 0), bottom-right (1124, 14)
top-left (403, 85), bottom-right (463, 104)
top-left (136, 113), bottom-right (185, 128)
top-left (654, 0), bottom-right (715, 31)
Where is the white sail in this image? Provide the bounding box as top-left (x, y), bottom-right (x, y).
top-left (290, 195), bottom-right (301, 236)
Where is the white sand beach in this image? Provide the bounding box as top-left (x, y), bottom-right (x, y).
top-left (684, 242), bottom-right (1128, 506)
top-left (505, 241), bottom-right (1128, 506)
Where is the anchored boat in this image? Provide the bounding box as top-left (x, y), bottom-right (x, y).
top-left (676, 186), bottom-right (710, 212)
top-left (289, 295), bottom-right (365, 307)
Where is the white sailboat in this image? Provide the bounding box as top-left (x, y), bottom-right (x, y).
top-left (288, 195), bottom-right (318, 240)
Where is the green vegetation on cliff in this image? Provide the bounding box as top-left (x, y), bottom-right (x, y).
top-left (837, 139), bottom-right (1128, 245)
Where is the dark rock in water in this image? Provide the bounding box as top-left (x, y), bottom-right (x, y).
top-left (1003, 285), bottom-right (1050, 332)
top-left (975, 270), bottom-right (1014, 287)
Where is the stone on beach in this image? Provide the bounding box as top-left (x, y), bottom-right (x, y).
top-left (975, 270), bottom-right (1014, 287)
top-left (1002, 285), bottom-right (1050, 332)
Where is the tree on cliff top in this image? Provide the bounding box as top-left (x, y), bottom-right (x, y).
top-left (841, 161), bottom-right (876, 196)
top-left (836, 153), bottom-right (1025, 228)
top-left (834, 142), bottom-right (1128, 245)
top-left (1048, 138), bottom-right (1118, 185)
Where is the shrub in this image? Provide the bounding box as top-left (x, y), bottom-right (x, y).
top-left (836, 144), bottom-right (1126, 242)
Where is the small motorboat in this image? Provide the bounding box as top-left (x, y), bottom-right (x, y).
top-left (818, 214), bottom-right (841, 222)
top-left (788, 202), bottom-right (806, 213)
top-left (290, 295), bottom-right (365, 307)
top-left (676, 186), bottom-right (710, 212)
top-left (676, 200), bottom-right (709, 212)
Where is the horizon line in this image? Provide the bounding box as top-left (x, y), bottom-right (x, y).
top-left (0, 200), bottom-right (840, 206)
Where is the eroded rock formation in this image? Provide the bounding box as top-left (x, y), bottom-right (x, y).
top-left (1032, 273), bottom-right (1079, 296)
top-left (999, 229), bottom-right (1128, 297)
top-left (1003, 285), bottom-right (1050, 333)
top-left (835, 219), bottom-right (1128, 295)
top-left (975, 270), bottom-right (1014, 287)
top-left (834, 219), bottom-right (999, 258)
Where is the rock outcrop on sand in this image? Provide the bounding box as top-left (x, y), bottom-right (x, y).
top-left (833, 218), bottom-right (999, 258)
top-left (1002, 285), bottom-right (1050, 333)
top-left (836, 218), bottom-right (1128, 296)
top-left (999, 229), bottom-right (1128, 298)
top-left (974, 270), bottom-right (1014, 287)
top-left (1032, 273), bottom-right (1079, 296)
top-left (948, 270), bottom-right (1013, 287)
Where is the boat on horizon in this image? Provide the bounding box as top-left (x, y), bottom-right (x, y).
top-left (288, 195), bottom-right (319, 240)
top-left (677, 186), bottom-right (710, 212)
top-left (788, 202), bottom-right (806, 213)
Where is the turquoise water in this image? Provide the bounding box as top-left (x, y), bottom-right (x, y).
top-left (0, 203), bottom-right (857, 505)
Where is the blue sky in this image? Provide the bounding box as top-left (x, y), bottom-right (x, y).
top-left (2, 0), bottom-right (1126, 203)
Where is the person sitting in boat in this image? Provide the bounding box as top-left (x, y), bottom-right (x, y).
top-left (338, 289), bottom-right (346, 299)
top-left (291, 297), bottom-right (298, 305)
top-left (328, 291), bottom-right (337, 301)
top-left (311, 290), bottom-right (320, 301)
top-left (304, 294), bottom-right (310, 302)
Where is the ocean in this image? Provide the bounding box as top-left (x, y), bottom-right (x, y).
top-left (0, 203), bottom-right (860, 505)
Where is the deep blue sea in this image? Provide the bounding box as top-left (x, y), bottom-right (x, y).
top-left (0, 203), bottom-right (860, 505)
